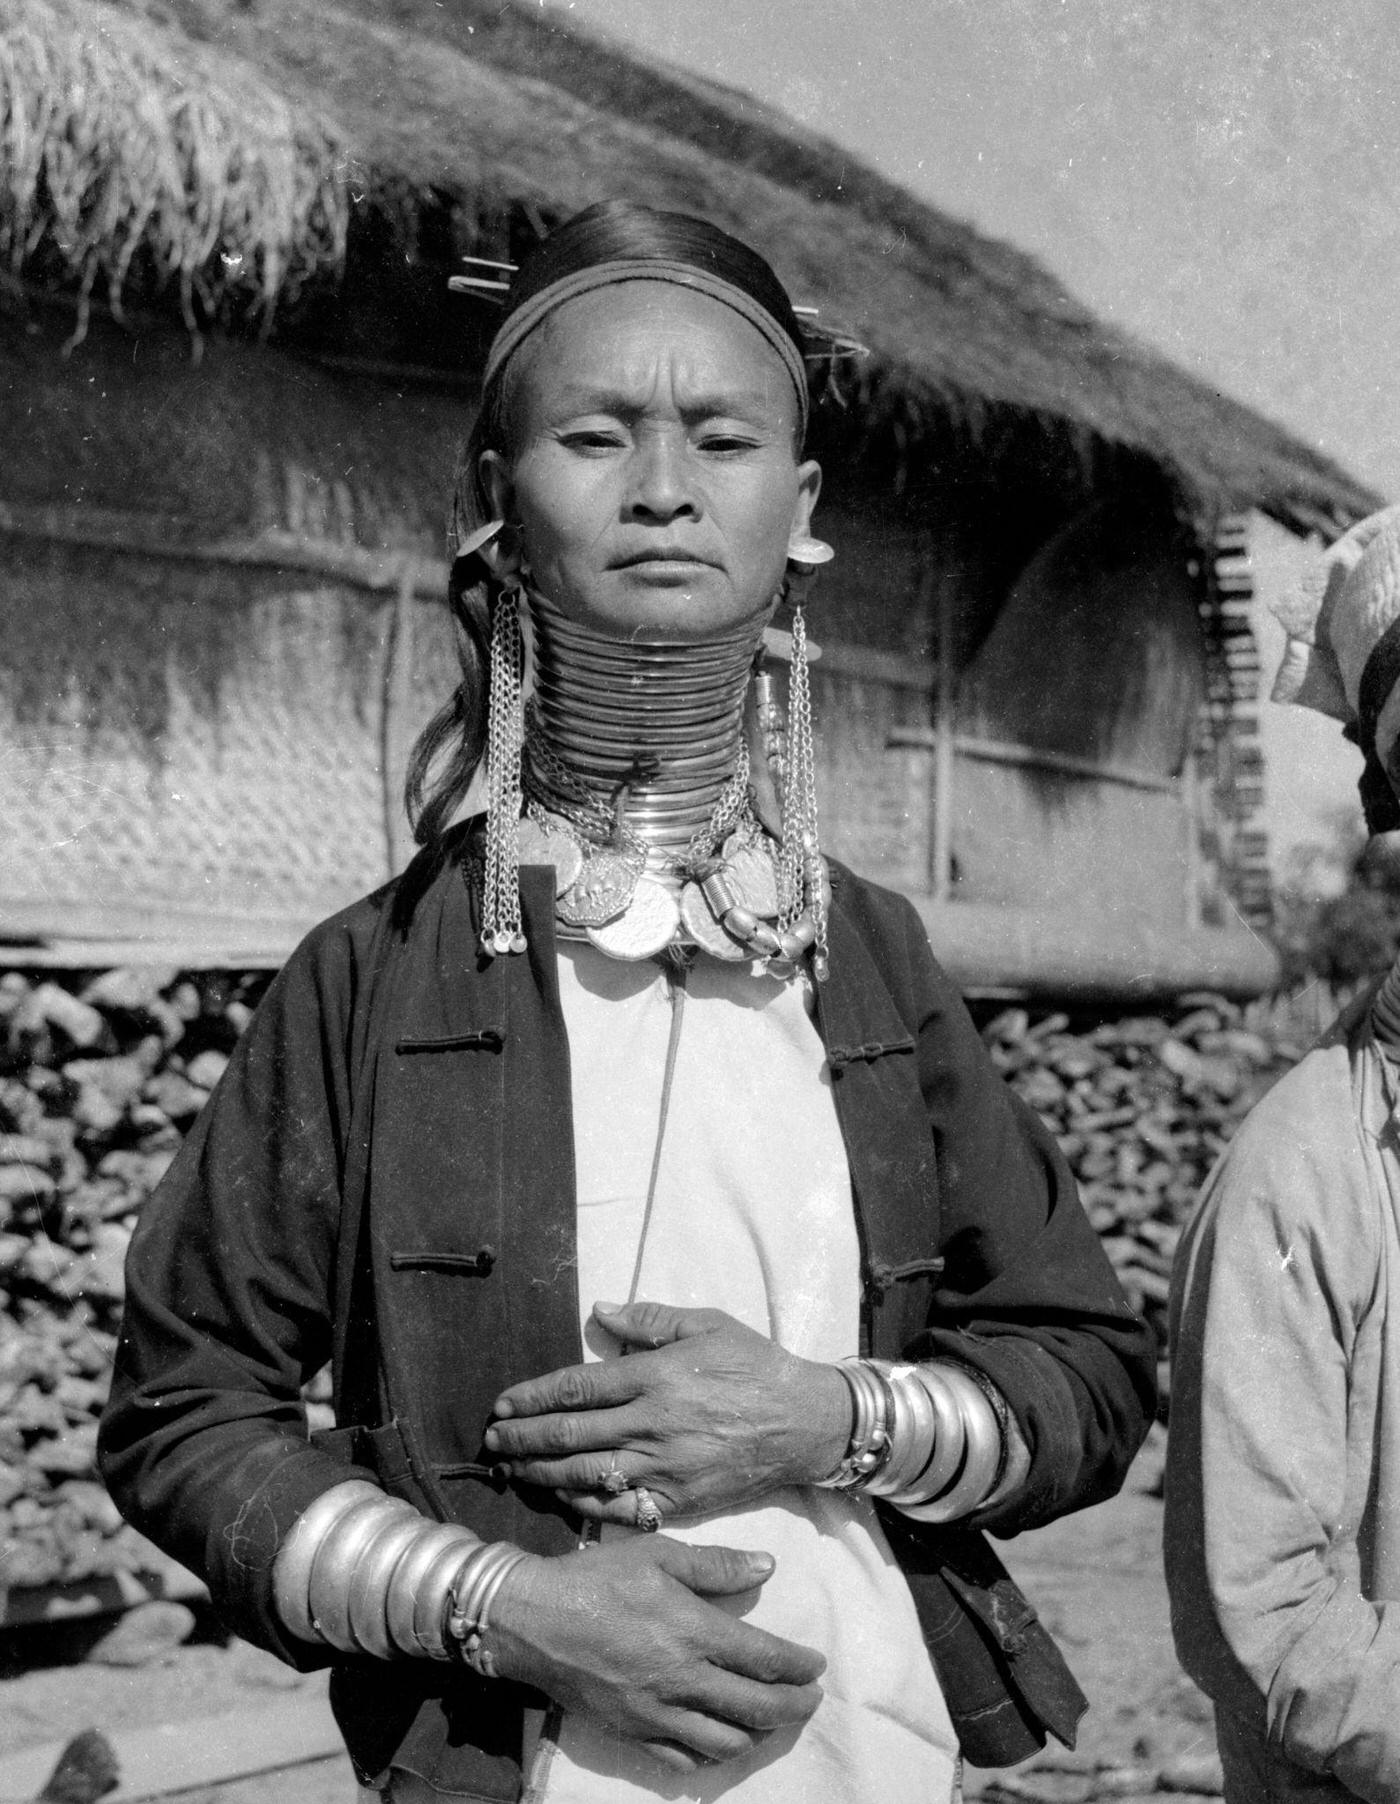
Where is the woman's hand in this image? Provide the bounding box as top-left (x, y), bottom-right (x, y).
top-left (485, 1538), bottom-right (825, 1772)
top-left (483, 1302), bottom-right (850, 1523)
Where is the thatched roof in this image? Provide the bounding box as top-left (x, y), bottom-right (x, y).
top-left (1, 0), bottom-right (1380, 536)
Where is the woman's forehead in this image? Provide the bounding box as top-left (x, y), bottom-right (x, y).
top-left (514, 282), bottom-right (803, 423)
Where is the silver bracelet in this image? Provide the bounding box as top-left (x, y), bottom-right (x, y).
top-left (447, 1542), bottom-right (531, 1676)
top-left (385, 1520), bottom-right (481, 1658)
top-left (308, 1497), bottom-right (419, 1653)
top-left (272, 1483), bottom-right (528, 1670)
top-left (898, 1364), bottom-right (1003, 1522)
top-left (272, 1480), bottom-right (385, 1645)
top-left (413, 1538), bottom-right (485, 1661)
top-left (909, 1364), bottom-right (966, 1500)
top-left (872, 1363), bottom-right (939, 1504)
top-left (346, 1511), bottom-right (432, 1659)
top-left (817, 1358), bottom-right (891, 1490)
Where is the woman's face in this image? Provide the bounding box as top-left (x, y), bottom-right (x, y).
top-left (481, 282), bottom-right (822, 640)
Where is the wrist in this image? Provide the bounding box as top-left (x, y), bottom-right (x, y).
top-left (480, 1553), bottom-right (548, 1685)
top-left (800, 1361), bottom-right (856, 1485)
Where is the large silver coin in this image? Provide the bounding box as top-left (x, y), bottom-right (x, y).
top-left (558, 851), bottom-right (642, 927)
top-left (515, 818), bottom-right (584, 896)
top-left (678, 883), bottom-right (750, 962)
top-left (719, 837), bottom-right (780, 918)
top-left (588, 875), bottom-right (682, 960)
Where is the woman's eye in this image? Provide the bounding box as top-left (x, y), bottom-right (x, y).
top-left (559, 429), bottom-right (626, 452)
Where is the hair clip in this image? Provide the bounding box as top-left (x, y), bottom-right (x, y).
top-left (446, 256), bottom-right (868, 360)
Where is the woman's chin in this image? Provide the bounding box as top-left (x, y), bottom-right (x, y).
top-left (542, 581), bottom-right (775, 642)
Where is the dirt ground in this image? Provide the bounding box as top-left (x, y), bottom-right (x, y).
top-left (0, 1431), bottom-right (1217, 1804)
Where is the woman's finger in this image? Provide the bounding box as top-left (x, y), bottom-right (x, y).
top-left (558, 1484), bottom-right (678, 1525)
top-left (485, 1401), bottom-right (642, 1463)
top-left (641, 1740), bottom-right (704, 1773)
top-left (689, 1667), bottom-right (824, 1733)
top-left (592, 1299), bottom-right (729, 1349)
top-left (704, 1613), bottom-right (827, 1690)
top-left (490, 1356), bottom-right (643, 1422)
top-left (645, 1708), bottom-right (761, 1766)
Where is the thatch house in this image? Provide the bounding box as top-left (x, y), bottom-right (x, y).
top-left (0, 0), bottom-right (1380, 1000)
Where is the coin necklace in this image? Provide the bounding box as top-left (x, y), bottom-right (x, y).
top-left (517, 728), bottom-right (825, 970)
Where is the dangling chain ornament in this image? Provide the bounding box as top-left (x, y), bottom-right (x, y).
top-left (479, 585), bottom-right (528, 958)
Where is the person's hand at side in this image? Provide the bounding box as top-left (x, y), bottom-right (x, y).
top-left (485, 1536), bottom-right (825, 1771)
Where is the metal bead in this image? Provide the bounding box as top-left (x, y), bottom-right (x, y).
top-left (724, 905), bottom-right (759, 936)
top-left (700, 871), bottom-right (739, 916)
top-left (747, 922), bottom-right (783, 955)
top-left (508, 932), bottom-right (528, 954)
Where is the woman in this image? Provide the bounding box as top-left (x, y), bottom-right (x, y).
top-left (99, 203), bottom-right (1154, 1804)
top-left (1166, 503), bottom-right (1400, 1803)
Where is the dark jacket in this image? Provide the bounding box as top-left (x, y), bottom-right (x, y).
top-left (99, 833), bottom-right (1155, 1797)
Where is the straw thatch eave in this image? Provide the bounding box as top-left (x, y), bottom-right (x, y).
top-left (1, 0), bottom-right (1381, 540)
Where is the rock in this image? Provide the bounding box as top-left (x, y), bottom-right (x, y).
top-left (76, 1224), bottom-right (131, 1301)
top-left (0, 1074), bottom-right (43, 1134)
top-left (56, 1478), bottom-right (125, 1535)
top-left (32, 985), bottom-right (109, 1050)
top-left (1093, 1769), bottom-right (1158, 1796)
top-left (142, 1069), bottom-right (211, 1124)
top-left (30, 1424), bottom-right (98, 1477)
top-left (96, 1148), bottom-right (176, 1194)
top-left (0, 1131), bottom-right (59, 1168)
top-left (34, 1726), bottom-right (119, 1804)
top-left (85, 1599), bottom-right (197, 1668)
top-left (1159, 1753), bottom-right (1224, 1794)
top-left (0, 1458), bottom-right (28, 1508)
top-left (0, 1535), bottom-right (64, 1586)
top-left (68, 1083), bottom-right (124, 1137)
top-left (0, 1229), bottom-right (29, 1271)
top-left (982, 1773), bottom-right (1094, 1803)
top-left (63, 1056), bottom-right (149, 1114)
top-left (81, 966), bottom-right (180, 1014)
top-left (167, 981), bottom-right (202, 1022)
top-left (0, 972), bottom-right (31, 1021)
top-left (0, 1161), bottom-right (58, 1206)
top-left (184, 1049), bottom-right (229, 1091)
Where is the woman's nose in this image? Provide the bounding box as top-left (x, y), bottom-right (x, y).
top-left (624, 435), bottom-right (700, 522)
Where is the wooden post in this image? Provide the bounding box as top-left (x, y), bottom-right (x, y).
top-left (930, 568), bottom-right (956, 902)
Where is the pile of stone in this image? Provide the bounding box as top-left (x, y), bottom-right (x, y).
top-left (0, 967), bottom-right (270, 1588)
top-left (983, 997), bottom-right (1301, 1400)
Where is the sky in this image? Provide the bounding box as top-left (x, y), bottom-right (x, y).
top-left (546, 0), bottom-right (1400, 868)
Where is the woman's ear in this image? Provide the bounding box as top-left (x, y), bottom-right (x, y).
top-left (790, 459), bottom-right (823, 543)
top-left (479, 450), bottom-right (515, 525)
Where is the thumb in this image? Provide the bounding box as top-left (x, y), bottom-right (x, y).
top-left (591, 1299), bottom-right (720, 1349)
top-left (659, 1540), bottom-right (776, 1598)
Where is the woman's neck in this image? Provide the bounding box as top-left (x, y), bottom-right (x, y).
top-left (524, 589), bottom-right (766, 857)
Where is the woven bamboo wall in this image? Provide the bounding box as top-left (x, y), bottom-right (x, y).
top-left (0, 535), bottom-right (456, 951)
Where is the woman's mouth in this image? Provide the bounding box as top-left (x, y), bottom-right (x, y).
top-left (613, 552), bottom-right (718, 583)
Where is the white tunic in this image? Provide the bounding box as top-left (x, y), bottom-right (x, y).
top-left (524, 944), bottom-right (958, 1804)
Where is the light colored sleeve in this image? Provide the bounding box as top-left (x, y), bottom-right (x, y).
top-left (1165, 1046), bottom-right (1400, 1803)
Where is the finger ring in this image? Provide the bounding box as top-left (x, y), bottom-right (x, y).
top-left (633, 1486), bottom-right (663, 1533)
top-left (601, 1454), bottom-right (629, 1497)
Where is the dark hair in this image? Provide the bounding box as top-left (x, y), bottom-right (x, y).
top-left (404, 202), bottom-right (809, 847)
